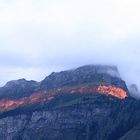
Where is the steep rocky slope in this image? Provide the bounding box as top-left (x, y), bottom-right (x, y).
top-left (0, 65), bottom-right (139, 140)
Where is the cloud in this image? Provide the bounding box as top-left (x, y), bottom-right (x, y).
top-left (0, 0), bottom-right (140, 97)
top-left (1, 0), bottom-right (140, 38)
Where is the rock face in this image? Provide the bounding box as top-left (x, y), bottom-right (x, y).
top-left (0, 79), bottom-right (39, 99)
top-left (39, 65), bottom-right (126, 91)
top-left (0, 96), bottom-right (140, 140)
top-left (0, 65), bottom-right (139, 140)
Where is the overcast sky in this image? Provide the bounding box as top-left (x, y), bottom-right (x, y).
top-left (0, 0), bottom-right (140, 91)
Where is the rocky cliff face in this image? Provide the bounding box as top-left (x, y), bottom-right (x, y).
top-left (39, 65), bottom-right (125, 91)
top-left (0, 65), bottom-right (139, 140)
top-left (0, 95), bottom-right (139, 140)
top-left (0, 79), bottom-right (39, 99)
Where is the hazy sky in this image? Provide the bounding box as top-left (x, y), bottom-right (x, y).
top-left (0, 0), bottom-right (140, 90)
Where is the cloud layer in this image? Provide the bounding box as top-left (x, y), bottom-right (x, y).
top-left (0, 0), bottom-right (140, 96)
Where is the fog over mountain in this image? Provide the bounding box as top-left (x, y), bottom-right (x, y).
top-left (0, 0), bottom-right (140, 97)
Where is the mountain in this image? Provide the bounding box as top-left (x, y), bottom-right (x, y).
top-left (0, 78), bottom-right (39, 99)
top-left (0, 65), bottom-right (139, 140)
top-left (39, 65), bottom-right (124, 90)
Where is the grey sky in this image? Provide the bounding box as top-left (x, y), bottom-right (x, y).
top-left (0, 0), bottom-right (140, 93)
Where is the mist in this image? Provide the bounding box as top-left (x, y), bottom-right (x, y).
top-left (0, 0), bottom-right (140, 97)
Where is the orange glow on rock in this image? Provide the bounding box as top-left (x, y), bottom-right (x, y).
top-left (0, 84), bottom-right (128, 113)
top-left (97, 85), bottom-right (128, 99)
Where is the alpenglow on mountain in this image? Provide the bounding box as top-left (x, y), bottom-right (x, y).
top-left (0, 65), bottom-right (140, 140)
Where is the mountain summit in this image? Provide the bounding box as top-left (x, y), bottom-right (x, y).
top-left (0, 65), bottom-right (129, 113)
top-left (40, 65), bottom-right (121, 90)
